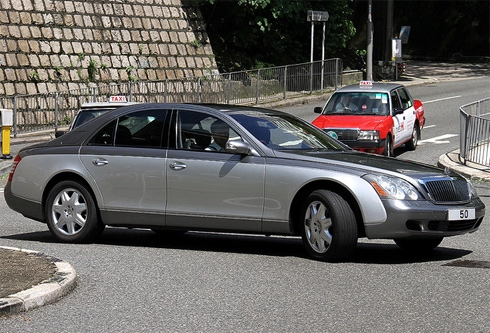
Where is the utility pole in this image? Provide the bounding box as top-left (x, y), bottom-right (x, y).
top-left (366, 0), bottom-right (373, 81)
top-left (385, 0), bottom-right (394, 62)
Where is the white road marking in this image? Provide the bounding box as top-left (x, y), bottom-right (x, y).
top-left (423, 124), bottom-right (436, 129)
top-left (423, 96), bottom-right (461, 104)
top-left (418, 133), bottom-right (458, 145)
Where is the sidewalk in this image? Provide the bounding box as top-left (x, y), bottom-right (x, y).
top-left (1, 60), bottom-right (489, 315)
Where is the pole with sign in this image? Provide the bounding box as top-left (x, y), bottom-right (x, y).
top-left (307, 10), bottom-right (329, 92)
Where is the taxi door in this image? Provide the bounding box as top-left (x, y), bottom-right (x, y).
top-left (391, 88), bottom-right (415, 146)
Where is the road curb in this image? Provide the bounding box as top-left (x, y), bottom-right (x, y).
top-left (438, 150), bottom-right (490, 183)
top-left (0, 246), bottom-right (77, 315)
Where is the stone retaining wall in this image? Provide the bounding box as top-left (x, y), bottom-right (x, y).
top-left (0, 0), bottom-right (218, 96)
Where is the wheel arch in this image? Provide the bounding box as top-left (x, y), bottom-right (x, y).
top-left (42, 172), bottom-right (101, 222)
top-left (289, 180), bottom-right (365, 238)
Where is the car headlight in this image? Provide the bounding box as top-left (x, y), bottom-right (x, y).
top-left (363, 174), bottom-right (422, 200)
top-left (465, 177), bottom-right (478, 198)
top-left (358, 130), bottom-right (380, 141)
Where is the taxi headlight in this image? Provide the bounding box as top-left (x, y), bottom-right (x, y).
top-left (358, 130), bottom-right (380, 141)
top-left (363, 174), bottom-right (422, 200)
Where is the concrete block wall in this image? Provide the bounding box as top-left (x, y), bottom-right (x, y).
top-left (0, 0), bottom-right (218, 96)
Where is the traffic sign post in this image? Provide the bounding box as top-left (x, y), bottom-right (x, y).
top-left (307, 10), bottom-right (329, 91)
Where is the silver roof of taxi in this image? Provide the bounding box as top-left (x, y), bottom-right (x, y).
top-left (335, 82), bottom-right (404, 94)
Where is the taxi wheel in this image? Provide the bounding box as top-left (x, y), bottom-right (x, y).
top-left (394, 237), bottom-right (443, 251)
top-left (300, 190), bottom-right (358, 262)
top-left (406, 124), bottom-right (419, 151)
top-left (45, 180), bottom-right (102, 243)
top-left (383, 135), bottom-right (394, 157)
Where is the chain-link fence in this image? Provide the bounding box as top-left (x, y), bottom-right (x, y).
top-left (460, 97), bottom-right (490, 166)
top-left (0, 58), bottom-right (343, 136)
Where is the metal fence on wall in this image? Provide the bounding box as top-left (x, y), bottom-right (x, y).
top-left (460, 97), bottom-right (490, 166)
top-left (0, 58), bottom-right (342, 136)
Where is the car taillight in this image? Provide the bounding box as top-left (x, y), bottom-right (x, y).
top-left (8, 154), bottom-right (21, 183)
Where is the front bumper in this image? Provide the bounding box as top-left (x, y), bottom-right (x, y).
top-left (364, 197), bottom-right (485, 239)
top-left (341, 139), bottom-right (386, 154)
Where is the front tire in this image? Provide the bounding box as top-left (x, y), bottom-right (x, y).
top-left (406, 124), bottom-right (419, 151)
top-left (383, 135), bottom-right (394, 157)
top-left (300, 190), bottom-right (358, 262)
top-left (45, 180), bottom-right (102, 243)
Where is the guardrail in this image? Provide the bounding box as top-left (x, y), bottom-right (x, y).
top-left (0, 58), bottom-right (344, 137)
top-left (460, 97), bottom-right (490, 166)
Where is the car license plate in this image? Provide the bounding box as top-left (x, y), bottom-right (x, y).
top-left (447, 209), bottom-right (475, 221)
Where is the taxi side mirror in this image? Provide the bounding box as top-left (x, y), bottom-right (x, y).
top-left (394, 108), bottom-right (404, 115)
top-left (314, 107), bottom-right (323, 114)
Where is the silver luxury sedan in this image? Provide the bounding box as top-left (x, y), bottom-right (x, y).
top-left (4, 103), bottom-right (485, 262)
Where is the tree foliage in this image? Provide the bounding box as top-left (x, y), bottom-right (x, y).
top-left (198, 0), bottom-right (357, 72)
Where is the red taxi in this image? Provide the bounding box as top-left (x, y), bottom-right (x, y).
top-left (312, 81), bottom-right (425, 156)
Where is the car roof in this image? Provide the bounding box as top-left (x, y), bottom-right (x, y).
top-left (79, 102), bottom-right (140, 110)
top-left (54, 103), bottom-right (288, 146)
top-left (335, 82), bottom-right (404, 94)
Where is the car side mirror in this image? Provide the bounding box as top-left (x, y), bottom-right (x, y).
top-left (55, 130), bottom-right (67, 138)
top-left (314, 106), bottom-right (323, 114)
top-left (394, 108), bottom-right (404, 115)
top-left (225, 140), bottom-right (251, 155)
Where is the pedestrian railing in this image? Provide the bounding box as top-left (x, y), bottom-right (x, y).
top-left (0, 58), bottom-right (343, 137)
top-left (460, 97), bottom-right (490, 166)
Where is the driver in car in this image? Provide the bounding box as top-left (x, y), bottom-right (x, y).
top-left (206, 120), bottom-right (230, 152)
top-left (336, 94), bottom-right (359, 112)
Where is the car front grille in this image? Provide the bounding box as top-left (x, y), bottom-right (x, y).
top-left (323, 128), bottom-right (358, 140)
top-left (421, 178), bottom-right (470, 203)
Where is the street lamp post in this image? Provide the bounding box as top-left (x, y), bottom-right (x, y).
top-left (366, 0), bottom-right (373, 81)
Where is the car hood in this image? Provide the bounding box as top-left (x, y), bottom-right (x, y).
top-left (312, 115), bottom-right (390, 130)
top-left (275, 150), bottom-right (455, 180)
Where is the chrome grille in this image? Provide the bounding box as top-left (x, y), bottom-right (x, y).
top-left (324, 128), bottom-right (359, 141)
top-left (422, 178), bottom-right (470, 203)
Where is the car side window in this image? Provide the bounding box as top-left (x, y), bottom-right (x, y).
top-left (391, 91), bottom-right (401, 112)
top-left (176, 110), bottom-right (240, 152)
top-left (397, 88), bottom-right (413, 110)
top-left (88, 109), bottom-right (167, 147)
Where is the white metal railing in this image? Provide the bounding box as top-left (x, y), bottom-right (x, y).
top-left (0, 58), bottom-right (343, 136)
top-left (460, 97), bottom-right (490, 166)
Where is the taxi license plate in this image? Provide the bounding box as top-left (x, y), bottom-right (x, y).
top-left (447, 209), bottom-right (475, 221)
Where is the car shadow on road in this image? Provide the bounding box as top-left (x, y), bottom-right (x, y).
top-left (2, 228), bottom-right (472, 265)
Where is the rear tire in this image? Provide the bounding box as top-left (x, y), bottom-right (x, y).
top-left (394, 237), bottom-right (443, 252)
top-left (45, 180), bottom-right (102, 243)
top-left (300, 190), bottom-right (358, 262)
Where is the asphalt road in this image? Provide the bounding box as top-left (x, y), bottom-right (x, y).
top-left (1, 73), bottom-right (490, 332)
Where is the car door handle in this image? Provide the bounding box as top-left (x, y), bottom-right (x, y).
top-left (92, 158), bottom-right (108, 166)
top-left (169, 162), bottom-right (186, 171)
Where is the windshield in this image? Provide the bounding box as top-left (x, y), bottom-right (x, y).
top-left (230, 110), bottom-right (346, 151)
top-left (323, 92), bottom-right (390, 116)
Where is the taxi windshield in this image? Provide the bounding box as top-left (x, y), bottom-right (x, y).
top-left (323, 92), bottom-right (390, 116)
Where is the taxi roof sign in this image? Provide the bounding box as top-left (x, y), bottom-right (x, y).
top-left (109, 95), bottom-right (128, 102)
top-left (359, 81), bottom-right (373, 87)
